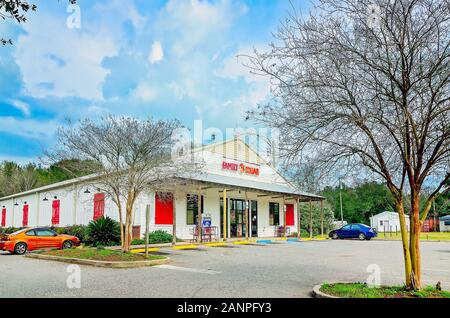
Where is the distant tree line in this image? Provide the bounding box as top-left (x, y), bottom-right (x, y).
top-left (0, 159), bottom-right (94, 197)
top-left (322, 182), bottom-right (449, 224)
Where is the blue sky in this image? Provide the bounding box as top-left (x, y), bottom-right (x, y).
top-left (0, 0), bottom-right (314, 164)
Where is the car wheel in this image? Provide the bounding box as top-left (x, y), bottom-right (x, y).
top-left (332, 233), bottom-right (339, 240)
top-left (14, 242), bottom-right (27, 255)
top-left (62, 240), bottom-right (73, 250)
top-left (358, 233), bottom-right (366, 241)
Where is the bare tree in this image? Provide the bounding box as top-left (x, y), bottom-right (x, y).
top-left (246, 0), bottom-right (450, 290)
top-left (46, 115), bottom-right (203, 252)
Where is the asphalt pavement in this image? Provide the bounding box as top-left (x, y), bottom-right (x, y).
top-left (1, 240), bottom-right (449, 298)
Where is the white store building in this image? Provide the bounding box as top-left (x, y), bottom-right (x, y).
top-left (0, 139), bottom-right (324, 241)
top-left (370, 211), bottom-right (410, 233)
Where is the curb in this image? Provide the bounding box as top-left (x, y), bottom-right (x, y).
top-left (26, 253), bottom-right (169, 268)
top-left (312, 284), bottom-right (339, 298)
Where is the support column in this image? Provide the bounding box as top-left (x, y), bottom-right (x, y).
top-left (223, 189), bottom-right (227, 241)
top-left (197, 188), bottom-right (202, 243)
top-left (283, 196), bottom-right (286, 238)
top-left (245, 192), bottom-right (249, 240)
top-left (172, 192), bottom-right (177, 245)
top-left (320, 200), bottom-right (324, 237)
top-left (297, 198), bottom-right (301, 240)
top-left (309, 200), bottom-right (313, 239)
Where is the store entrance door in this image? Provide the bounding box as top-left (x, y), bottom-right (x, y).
top-left (230, 199), bottom-right (246, 238)
top-left (251, 201), bottom-right (258, 237)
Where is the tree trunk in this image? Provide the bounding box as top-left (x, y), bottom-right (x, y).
top-left (123, 194), bottom-right (135, 252)
top-left (395, 199), bottom-right (414, 290)
top-left (409, 191), bottom-right (422, 290)
top-left (115, 194), bottom-right (125, 250)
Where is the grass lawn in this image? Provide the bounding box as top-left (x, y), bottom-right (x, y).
top-left (375, 232), bottom-right (450, 241)
top-left (321, 283), bottom-right (450, 298)
top-left (42, 248), bottom-right (165, 262)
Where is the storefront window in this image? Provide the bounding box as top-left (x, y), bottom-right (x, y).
top-left (269, 202), bottom-right (280, 226)
top-left (186, 194), bottom-right (203, 225)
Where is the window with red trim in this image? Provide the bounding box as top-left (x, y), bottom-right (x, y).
top-left (22, 204), bottom-right (29, 227)
top-left (155, 192), bottom-right (174, 225)
top-left (93, 193), bottom-right (105, 220)
top-left (52, 200), bottom-right (60, 225)
top-left (286, 204), bottom-right (294, 226)
top-left (1, 208), bottom-right (6, 227)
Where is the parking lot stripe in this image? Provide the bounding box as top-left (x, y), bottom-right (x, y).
top-left (173, 245), bottom-right (198, 250)
top-left (155, 264), bottom-right (221, 275)
top-left (204, 242), bottom-right (227, 247)
top-left (130, 248), bottom-right (159, 254)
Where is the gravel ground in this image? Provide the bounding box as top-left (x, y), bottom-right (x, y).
top-left (1, 240), bottom-right (449, 298)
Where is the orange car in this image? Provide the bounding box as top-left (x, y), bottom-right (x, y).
top-left (0, 227), bottom-right (80, 255)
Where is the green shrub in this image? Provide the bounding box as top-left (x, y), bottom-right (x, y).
top-left (0, 227), bottom-right (23, 234)
top-left (133, 230), bottom-right (183, 244)
top-left (131, 238), bottom-right (145, 245)
top-left (52, 225), bottom-right (88, 243)
top-left (85, 216), bottom-right (121, 247)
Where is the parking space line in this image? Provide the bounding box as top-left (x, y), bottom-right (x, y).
top-left (154, 264), bottom-right (221, 275)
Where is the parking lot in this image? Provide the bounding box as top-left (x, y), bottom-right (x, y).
top-left (1, 240), bottom-right (449, 298)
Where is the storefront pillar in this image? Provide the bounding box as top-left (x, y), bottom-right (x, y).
top-left (309, 200), bottom-right (313, 239)
top-left (296, 198), bottom-right (301, 240)
top-left (223, 189), bottom-right (227, 242)
top-left (283, 196), bottom-right (286, 238)
top-left (244, 191), bottom-right (249, 240)
top-left (172, 192), bottom-right (177, 245)
top-left (197, 188), bottom-right (202, 243)
top-left (320, 200), bottom-right (324, 237)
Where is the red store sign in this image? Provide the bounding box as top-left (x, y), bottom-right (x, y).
top-left (222, 161), bottom-right (260, 176)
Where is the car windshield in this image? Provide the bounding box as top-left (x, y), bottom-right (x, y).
top-left (359, 224), bottom-right (371, 229)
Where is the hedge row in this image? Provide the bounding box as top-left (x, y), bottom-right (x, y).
top-left (1, 220), bottom-right (181, 246)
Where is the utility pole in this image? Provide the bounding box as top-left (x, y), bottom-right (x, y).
top-left (339, 176), bottom-right (344, 225)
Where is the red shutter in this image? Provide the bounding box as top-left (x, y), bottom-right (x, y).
top-left (22, 205), bottom-right (29, 227)
top-left (286, 204), bottom-right (294, 226)
top-left (1, 208), bottom-right (6, 227)
top-left (93, 193), bottom-right (105, 220)
top-left (51, 200), bottom-right (60, 225)
top-left (155, 193), bottom-right (174, 225)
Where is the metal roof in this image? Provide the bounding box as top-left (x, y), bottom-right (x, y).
top-left (439, 215), bottom-right (450, 221)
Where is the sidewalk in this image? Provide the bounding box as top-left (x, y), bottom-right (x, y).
top-left (105, 236), bottom-right (330, 253)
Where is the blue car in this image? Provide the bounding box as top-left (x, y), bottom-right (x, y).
top-left (329, 223), bottom-right (377, 240)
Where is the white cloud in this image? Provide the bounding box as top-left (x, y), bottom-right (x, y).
top-left (132, 83), bottom-right (157, 102)
top-left (216, 46), bottom-right (272, 107)
top-left (0, 154), bottom-right (38, 165)
top-left (148, 41), bottom-right (164, 64)
top-left (11, 100), bottom-right (31, 116)
top-left (14, 12), bottom-right (117, 101)
top-left (161, 0), bottom-right (247, 57)
top-left (0, 116), bottom-right (59, 140)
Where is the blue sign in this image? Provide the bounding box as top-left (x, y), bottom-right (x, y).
top-left (202, 215), bottom-right (212, 227)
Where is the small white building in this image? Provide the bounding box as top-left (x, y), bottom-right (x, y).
top-left (370, 211), bottom-right (410, 233)
top-left (0, 138), bottom-right (324, 240)
top-left (439, 215), bottom-right (450, 232)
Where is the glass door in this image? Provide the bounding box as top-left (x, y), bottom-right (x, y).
top-left (251, 201), bottom-right (258, 237)
top-left (230, 199), bottom-right (246, 238)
